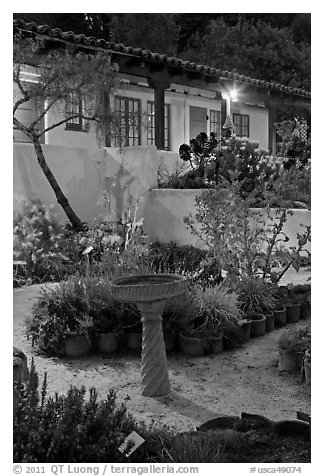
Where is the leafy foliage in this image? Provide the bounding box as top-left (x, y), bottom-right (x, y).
top-left (184, 178), bottom-right (311, 284)
top-left (13, 196), bottom-right (78, 284)
top-left (237, 278), bottom-right (278, 315)
top-left (13, 360), bottom-right (175, 463)
top-left (278, 325), bottom-right (311, 353)
top-left (182, 17), bottom-right (310, 90)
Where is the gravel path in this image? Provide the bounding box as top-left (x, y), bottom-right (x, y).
top-left (13, 270), bottom-right (311, 432)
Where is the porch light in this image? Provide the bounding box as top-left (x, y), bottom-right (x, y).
top-left (229, 89), bottom-right (238, 102)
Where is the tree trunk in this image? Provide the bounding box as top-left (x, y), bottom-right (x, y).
top-left (32, 136), bottom-right (84, 231)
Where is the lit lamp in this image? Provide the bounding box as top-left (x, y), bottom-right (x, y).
top-left (222, 88), bottom-right (238, 137)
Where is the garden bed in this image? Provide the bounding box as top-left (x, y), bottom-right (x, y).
top-left (14, 283), bottom-right (310, 432)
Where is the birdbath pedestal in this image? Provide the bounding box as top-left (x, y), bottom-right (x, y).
top-left (110, 274), bottom-right (186, 397)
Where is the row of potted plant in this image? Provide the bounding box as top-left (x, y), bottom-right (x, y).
top-left (25, 273), bottom-right (311, 359)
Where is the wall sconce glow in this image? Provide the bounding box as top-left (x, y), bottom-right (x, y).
top-left (229, 89), bottom-right (238, 102)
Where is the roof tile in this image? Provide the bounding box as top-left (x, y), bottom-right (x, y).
top-left (13, 18), bottom-right (311, 99)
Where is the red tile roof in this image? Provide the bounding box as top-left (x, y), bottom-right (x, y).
top-left (13, 18), bottom-right (311, 99)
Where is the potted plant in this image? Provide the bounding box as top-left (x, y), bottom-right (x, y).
top-left (25, 279), bottom-right (94, 357)
top-left (92, 303), bottom-right (122, 353)
top-left (179, 285), bottom-right (242, 356)
top-left (288, 284), bottom-right (311, 320)
top-left (162, 295), bottom-right (192, 353)
top-left (278, 325), bottom-right (311, 372)
top-left (237, 318), bottom-right (252, 341)
top-left (272, 286), bottom-right (287, 327)
top-left (237, 278), bottom-right (277, 337)
top-left (284, 300), bottom-right (301, 323)
top-left (121, 303), bottom-right (143, 351)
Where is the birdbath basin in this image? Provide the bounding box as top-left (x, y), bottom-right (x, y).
top-left (110, 274), bottom-right (187, 397)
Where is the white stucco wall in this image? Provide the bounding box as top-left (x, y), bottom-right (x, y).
top-left (15, 76), bottom-right (269, 153)
top-left (13, 143), bottom-right (158, 225)
top-left (232, 103), bottom-right (269, 149)
top-left (143, 188), bottom-right (311, 252)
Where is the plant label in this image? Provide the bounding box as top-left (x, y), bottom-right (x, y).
top-left (118, 431), bottom-right (145, 457)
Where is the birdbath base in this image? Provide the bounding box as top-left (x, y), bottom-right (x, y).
top-left (110, 274), bottom-right (187, 398)
top-left (137, 301), bottom-right (171, 397)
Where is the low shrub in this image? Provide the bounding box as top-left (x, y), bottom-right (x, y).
top-left (148, 241), bottom-right (207, 274)
top-left (278, 325), bottom-right (311, 353)
top-left (25, 275), bottom-right (125, 355)
top-left (13, 361), bottom-right (175, 463)
top-left (237, 277), bottom-right (278, 315)
top-left (13, 196), bottom-right (77, 284)
top-left (192, 285), bottom-right (243, 336)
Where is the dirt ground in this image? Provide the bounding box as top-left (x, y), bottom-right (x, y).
top-left (13, 270), bottom-right (311, 432)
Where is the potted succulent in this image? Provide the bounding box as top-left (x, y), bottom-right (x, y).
top-left (237, 278), bottom-right (277, 337)
top-left (278, 325), bottom-right (311, 372)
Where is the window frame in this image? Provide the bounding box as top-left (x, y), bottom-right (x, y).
top-left (147, 101), bottom-right (171, 150)
top-left (233, 113), bottom-right (250, 138)
top-left (113, 96), bottom-right (141, 147)
top-left (209, 109), bottom-right (222, 140)
top-left (65, 93), bottom-right (83, 131)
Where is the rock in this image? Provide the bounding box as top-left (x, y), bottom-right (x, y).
top-left (13, 347), bottom-right (28, 384)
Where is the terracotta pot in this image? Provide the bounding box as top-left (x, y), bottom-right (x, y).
top-left (265, 312), bottom-right (275, 332)
top-left (178, 334), bottom-right (206, 357)
top-left (248, 313), bottom-right (266, 337)
top-left (285, 303), bottom-right (301, 323)
top-left (278, 350), bottom-right (304, 371)
top-left (97, 333), bottom-right (119, 353)
top-left (274, 307), bottom-right (287, 327)
top-left (304, 358), bottom-right (311, 385)
top-left (126, 332), bottom-right (142, 351)
top-left (300, 301), bottom-right (311, 320)
top-left (64, 336), bottom-right (90, 357)
top-left (238, 320), bottom-right (252, 341)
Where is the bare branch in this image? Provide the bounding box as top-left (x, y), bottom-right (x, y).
top-left (38, 113), bottom-right (100, 137)
top-left (13, 116), bottom-right (31, 136)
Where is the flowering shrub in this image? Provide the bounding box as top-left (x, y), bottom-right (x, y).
top-left (160, 131), bottom-right (310, 208)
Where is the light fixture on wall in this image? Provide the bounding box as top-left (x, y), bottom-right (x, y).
top-left (229, 89), bottom-right (238, 102)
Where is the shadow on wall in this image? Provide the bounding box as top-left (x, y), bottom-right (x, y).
top-left (13, 144), bottom-right (158, 226)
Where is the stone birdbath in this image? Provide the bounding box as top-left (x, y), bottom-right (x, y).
top-left (110, 274), bottom-right (187, 397)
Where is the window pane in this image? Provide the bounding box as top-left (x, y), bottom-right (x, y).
top-left (210, 110), bottom-right (221, 139)
top-left (147, 101), bottom-right (170, 150)
top-left (113, 96), bottom-right (140, 146)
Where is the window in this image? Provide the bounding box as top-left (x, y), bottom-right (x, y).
top-left (210, 110), bottom-right (222, 139)
top-left (113, 96), bottom-right (141, 147)
top-left (147, 101), bottom-right (171, 150)
top-left (233, 113), bottom-right (249, 137)
top-left (65, 93), bottom-right (83, 130)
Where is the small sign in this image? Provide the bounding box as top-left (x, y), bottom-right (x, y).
top-left (118, 431), bottom-right (145, 457)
